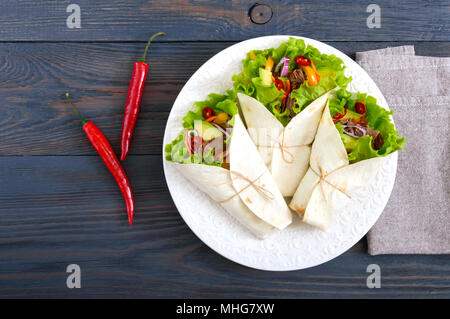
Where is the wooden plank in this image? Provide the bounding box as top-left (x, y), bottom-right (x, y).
top-left (0, 41), bottom-right (449, 156)
top-left (0, 155), bottom-right (449, 298)
top-left (0, 1), bottom-right (448, 41)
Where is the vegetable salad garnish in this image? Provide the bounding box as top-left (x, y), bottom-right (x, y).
top-left (165, 90), bottom-right (238, 169)
top-left (233, 37), bottom-right (351, 126)
top-left (329, 89), bottom-right (405, 163)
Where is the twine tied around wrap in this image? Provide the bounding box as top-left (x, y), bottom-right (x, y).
top-left (218, 170), bottom-right (275, 203)
top-left (310, 166), bottom-right (351, 200)
top-left (257, 130), bottom-right (309, 164)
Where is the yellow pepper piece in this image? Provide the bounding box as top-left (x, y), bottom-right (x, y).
top-left (302, 65), bottom-right (320, 86)
top-left (249, 51), bottom-right (256, 60)
top-left (213, 112), bottom-right (229, 125)
top-left (265, 56), bottom-right (274, 71)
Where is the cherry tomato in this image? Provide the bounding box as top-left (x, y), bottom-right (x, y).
top-left (295, 55), bottom-right (311, 66)
top-left (190, 136), bottom-right (203, 151)
top-left (355, 101), bottom-right (366, 114)
top-left (274, 78), bottom-right (285, 91)
top-left (202, 107), bottom-right (215, 119)
top-left (333, 108), bottom-right (347, 120)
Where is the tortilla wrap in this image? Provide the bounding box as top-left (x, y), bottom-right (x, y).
top-left (237, 93), bottom-right (283, 165)
top-left (290, 100), bottom-right (349, 213)
top-left (172, 114), bottom-right (292, 238)
top-left (289, 102), bottom-right (383, 230)
top-left (237, 91), bottom-right (334, 197)
top-left (173, 163), bottom-right (274, 239)
top-left (301, 157), bottom-right (384, 230)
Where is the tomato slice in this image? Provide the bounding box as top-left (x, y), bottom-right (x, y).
top-left (355, 101), bottom-right (366, 114)
top-left (190, 136), bottom-right (203, 151)
top-left (295, 55), bottom-right (311, 66)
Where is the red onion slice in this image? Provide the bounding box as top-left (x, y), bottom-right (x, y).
top-left (340, 122), bottom-right (367, 138)
top-left (274, 57), bottom-right (290, 77)
top-left (275, 58), bottom-right (285, 73)
top-left (280, 57), bottom-right (290, 77)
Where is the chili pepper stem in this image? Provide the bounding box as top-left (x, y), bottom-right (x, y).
top-left (140, 32), bottom-right (165, 63)
top-left (66, 93), bottom-right (87, 126)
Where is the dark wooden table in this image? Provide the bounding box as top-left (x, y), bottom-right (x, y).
top-left (0, 1), bottom-right (449, 298)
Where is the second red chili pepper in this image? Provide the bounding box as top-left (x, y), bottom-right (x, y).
top-left (66, 93), bottom-right (135, 226)
top-left (120, 32), bottom-right (165, 161)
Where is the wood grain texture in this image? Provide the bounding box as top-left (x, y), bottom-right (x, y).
top-left (0, 0), bottom-right (449, 297)
top-left (1, 41), bottom-right (449, 156)
top-left (0, 156), bottom-right (449, 298)
top-left (0, 0), bottom-right (448, 41)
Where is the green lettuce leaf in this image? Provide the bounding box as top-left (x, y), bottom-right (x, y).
top-left (182, 89), bottom-right (237, 129)
top-left (166, 90), bottom-right (237, 166)
top-left (233, 37), bottom-right (351, 126)
top-left (331, 89), bottom-right (405, 163)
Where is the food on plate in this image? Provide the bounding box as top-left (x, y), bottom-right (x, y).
top-left (232, 37), bottom-right (351, 126)
top-left (121, 32), bottom-right (165, 161)
top-left (66, 93), bottom-right (135, 226)
top-left (290, 90), bottom-right (405, 230)
top-left (165, 37), bottom-right (405, 237)
top-left (329, 89), bottom-right (405, 163)
top-left (233, 38), bottom-right (351, 196)
top-left (165, 90), bottom-right (292, 238)
top-left (238, 91), bottom-right (334, 197)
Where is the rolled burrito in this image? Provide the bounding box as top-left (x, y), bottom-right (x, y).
top-left (165, 90), bottom-right (292, 238)
top-left (290, 89), bottom-right (405, 230)
top-left (238, 90), bottom-right (335, 196)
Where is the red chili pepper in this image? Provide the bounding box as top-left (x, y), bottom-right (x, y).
top-left (202, 107), bottom-right (215, 119)
top-left (67, 93), bottom-right (135, 226)
top-left (355, 101), bottom-right (366, 114)
top-left (295, 55), bottom-right (311, 66)
top-left (333, 108), bottom-right (347, 120)
top-left (120, 32), bottom-right (165, 161)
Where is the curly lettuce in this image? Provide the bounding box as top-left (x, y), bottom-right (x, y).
top-left (165, 90), bottom-right (237, 166)
top-left (233, 37), bottom-right (351, 126)
top-left (330, 89), bottom-right (405, 163)
top-left (182, 89), bottom-right (237, 129)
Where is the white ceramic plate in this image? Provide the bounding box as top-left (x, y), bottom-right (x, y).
top-left (162, 35), bottom-right (397, 271)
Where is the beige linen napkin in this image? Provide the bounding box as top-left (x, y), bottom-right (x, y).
top-left (356, 46), bottom-right (450, 254)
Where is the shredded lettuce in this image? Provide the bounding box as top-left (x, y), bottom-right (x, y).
top-left (330, 89), bottom-right (405, 163)
top-left (233, 37), bottom-right (351, 126)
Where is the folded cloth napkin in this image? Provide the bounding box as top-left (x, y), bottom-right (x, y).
top-left (356, 46), bottom-right (450, 255)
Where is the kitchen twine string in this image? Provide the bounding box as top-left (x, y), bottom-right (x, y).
top-left (218, 170), bottom-right (275, 203)
top-left (310, 166), bottom-right (351, 200)
top-left (257, 130), bottom-right (309, 163)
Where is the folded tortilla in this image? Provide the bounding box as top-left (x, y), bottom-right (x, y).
top-left (172, 114), bottom-right (292, 239)
top-left (237, 91), bottom-right (334, 197)
top-left (289, 102), bottom-right (383, 230)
